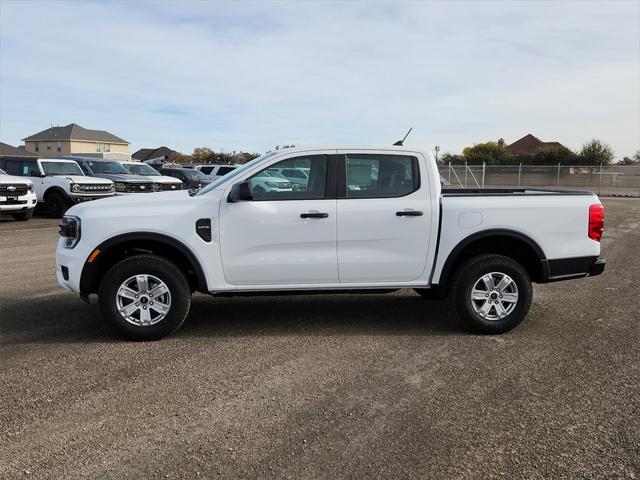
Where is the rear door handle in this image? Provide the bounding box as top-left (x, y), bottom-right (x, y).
top-left (396, 210), bottom-right (423, 216)
top-left (301, 212), bottom-right (329, 219)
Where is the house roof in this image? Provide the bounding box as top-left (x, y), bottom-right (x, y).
top-left (132, 146), bottom-right (178, 161)
top-left (22, 123), bottom-right (129, 144)
top-left (505, 134), bottom-right (566, 155)
top-left (0, 142), bottom-right (39, 157)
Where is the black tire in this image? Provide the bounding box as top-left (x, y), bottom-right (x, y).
top-left (12, 209), bottom-right (33, 221)
top-left (448, 254), bottom-right (532, 334)
top-left (254, 186), bottom-right (266, 194)
top-left (47, 192), bottom-right (69, 218)
top-left (98, 255), bottom-right (191, 340)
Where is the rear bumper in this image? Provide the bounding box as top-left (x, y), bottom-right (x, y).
top-left (540, 256), bottom-right (605, 283)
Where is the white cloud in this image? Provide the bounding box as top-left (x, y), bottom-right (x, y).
top-left (0, 0), bottom-right (638, 157)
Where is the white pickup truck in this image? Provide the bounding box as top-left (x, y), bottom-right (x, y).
top-left (0, 157), bottom-right (115, 217)
top-left (56, 146), bottom-right (605, 340)
top-left (0, 169), bottom-right (37, 220)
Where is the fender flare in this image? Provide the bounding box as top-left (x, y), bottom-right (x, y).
top-left (79, 232), bottom-right (208, 294)
top-left (43, 186), bottom-right (71, 201)
top-left (435, 228), bottom-right (549, 286)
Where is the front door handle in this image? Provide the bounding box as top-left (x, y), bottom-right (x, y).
top-left (300, 212), bottom-right (329, 219)
top-left (396, 210), bottom-right (423, 216)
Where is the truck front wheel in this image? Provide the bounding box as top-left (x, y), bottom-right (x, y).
top-left (47, 192), bottom-right (69, 218)
top-left (12, 209), bottom-right (33, 221)
top-left (449, 254), bottom-right (532, 334)
top-left (98, 255), bottom-right (191, 340)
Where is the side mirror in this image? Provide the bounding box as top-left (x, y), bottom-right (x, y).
top-left (31, 170), bottom-right (44, 177)
top-left (228, 181), bottom-right (253, 202)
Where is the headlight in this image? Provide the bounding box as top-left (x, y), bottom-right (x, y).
top-left (59, 215), bottom-right (81, 248)
top-left (114, 182), bottom-right (127, 192)
top-left (108, 183), bottom-right (115, 191)
top-left (71, 183), bottom-right (80, 193)
top-left (27, 184), bottom-right (33, 191)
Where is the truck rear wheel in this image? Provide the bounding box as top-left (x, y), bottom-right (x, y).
top-left (448, 254), bottom-right (532, 334)
top-left (98, 255), bottom-right (191, 340)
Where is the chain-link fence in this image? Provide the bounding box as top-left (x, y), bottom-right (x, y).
top-left (438, 163), bottom-right (640, 197)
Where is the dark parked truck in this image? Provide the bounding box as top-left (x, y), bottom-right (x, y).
top-left (66, 157), bottom-right (157, 194)
top-left (56, 145), bottom-right (605, 340)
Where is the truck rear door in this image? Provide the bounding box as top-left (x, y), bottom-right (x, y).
top-left (336, 150), bottom-right (432, 283)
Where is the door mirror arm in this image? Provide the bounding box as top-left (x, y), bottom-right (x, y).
top-left (228, 181), bottom-right (253, 202)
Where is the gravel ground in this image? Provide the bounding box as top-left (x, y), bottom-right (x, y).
top-left (1, 198), bottom-right (638, 479)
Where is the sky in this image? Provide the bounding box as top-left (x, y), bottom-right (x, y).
top-left (0, 0), bottom-right (639, 158)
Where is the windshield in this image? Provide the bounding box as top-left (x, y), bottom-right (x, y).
top-left (0, 169), bottom-right (6, 175)
top-left (41, 161), bottom-right (84, 176)
top-left (86, 160), bottom-right (130, 174)
top-left (197, 152), bottom-right (277, 195)
top-left (122, 163), bottom-right (160, 176)
top-left (184, 169), bottom-right (209, 181)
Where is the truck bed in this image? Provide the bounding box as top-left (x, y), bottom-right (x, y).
top-left (442, 188), bottom-right (594, 197)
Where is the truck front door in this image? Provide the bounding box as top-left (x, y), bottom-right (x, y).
top-left (219, 152), bottom-right (338, 286)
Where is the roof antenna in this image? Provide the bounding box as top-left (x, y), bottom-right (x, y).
top-left (394, 127), bottom-right (412, 146)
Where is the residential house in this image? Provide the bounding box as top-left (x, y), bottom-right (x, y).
top-left (504, 134), bottom-right (566, 155)
top-left (0, 142), bottom-right (39, 157)
top-left (22, 123), bottom-right (129, 158)
top-left (132, 146), bottom-right (180, 163)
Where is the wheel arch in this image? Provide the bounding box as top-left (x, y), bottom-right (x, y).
top-left (80, 232), bottom-right (208, 296)
top-left (436, 229), bottom-right (549, 292)
top-left (43, 186), bottom-right (69, 201)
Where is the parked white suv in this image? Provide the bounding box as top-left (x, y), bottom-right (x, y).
top-left (56, 145), bottom-right (605, 340)
top-left (0, 168), bottom-right (37, 220)
top-left (249, 169), bottom-right (292, 193)
top-left (0, 157), bottom-right (115, 218)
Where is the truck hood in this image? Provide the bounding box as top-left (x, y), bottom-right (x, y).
top-left (67, 190), bottom-right (209, 218)
top-left (0, 174), bottom-right (33, 185)
top-left (91, 173), bottom-right (152, 183)
top-left (149, 175), bottom-right (182, 184)
top-left (53, 175), bottom-right (112, 185)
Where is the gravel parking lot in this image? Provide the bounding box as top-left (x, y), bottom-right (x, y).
top-left (1, 198), bottom-right (638, 479)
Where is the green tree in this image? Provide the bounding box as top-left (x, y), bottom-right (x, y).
top-left (531, 146), bottom-right (577, 165)
top-left (462, 141), bottom-right (505, 165)
top-left (578, 139), bottom-right (614, 166)
top-left (191, 147), bottom-right (216, 164)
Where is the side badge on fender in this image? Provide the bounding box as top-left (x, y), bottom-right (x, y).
top-left (195, 218), bottom-right (212, 242)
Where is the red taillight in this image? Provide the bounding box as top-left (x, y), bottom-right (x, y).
top-left (588, 204), bottom-right (604, 241)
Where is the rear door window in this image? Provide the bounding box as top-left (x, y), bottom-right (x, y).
top-left (344, 154), bottom-right (419, 198)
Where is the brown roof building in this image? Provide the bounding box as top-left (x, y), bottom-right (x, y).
top-left (0, 142), bottom-right (39, 157)
top-left (22, 123), bottom-right (129, 157)
top-left (132, 146), bottom-right (180, 163)
top-left (505, 134), bottom-right (566, 155)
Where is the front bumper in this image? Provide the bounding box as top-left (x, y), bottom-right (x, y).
top-left (70, 193), bottom-right (115, 203)
top-left (0, 192), bottom-right (37, 212)
top-left (56, 237), bottom-right (88, 293)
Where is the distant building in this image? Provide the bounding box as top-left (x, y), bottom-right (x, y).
top-left (0, 142), bottom-right (39, 157)
top-left (505, 134), bottom-right (566, 155)
top-left (132, 146), bottom-right (180, 163)
top-left (22, 123), bottom-right (129, 158)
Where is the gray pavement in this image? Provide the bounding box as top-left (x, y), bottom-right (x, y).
top-left (1, 199), bottom-right (638, 479)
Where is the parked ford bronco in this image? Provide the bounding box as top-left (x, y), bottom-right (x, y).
top-left (0, 168), bottom-right (37, 220)
top-left (0, 157), bottom-right (115, 218)
top-left (56, 146), bottom-right (605, 340)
